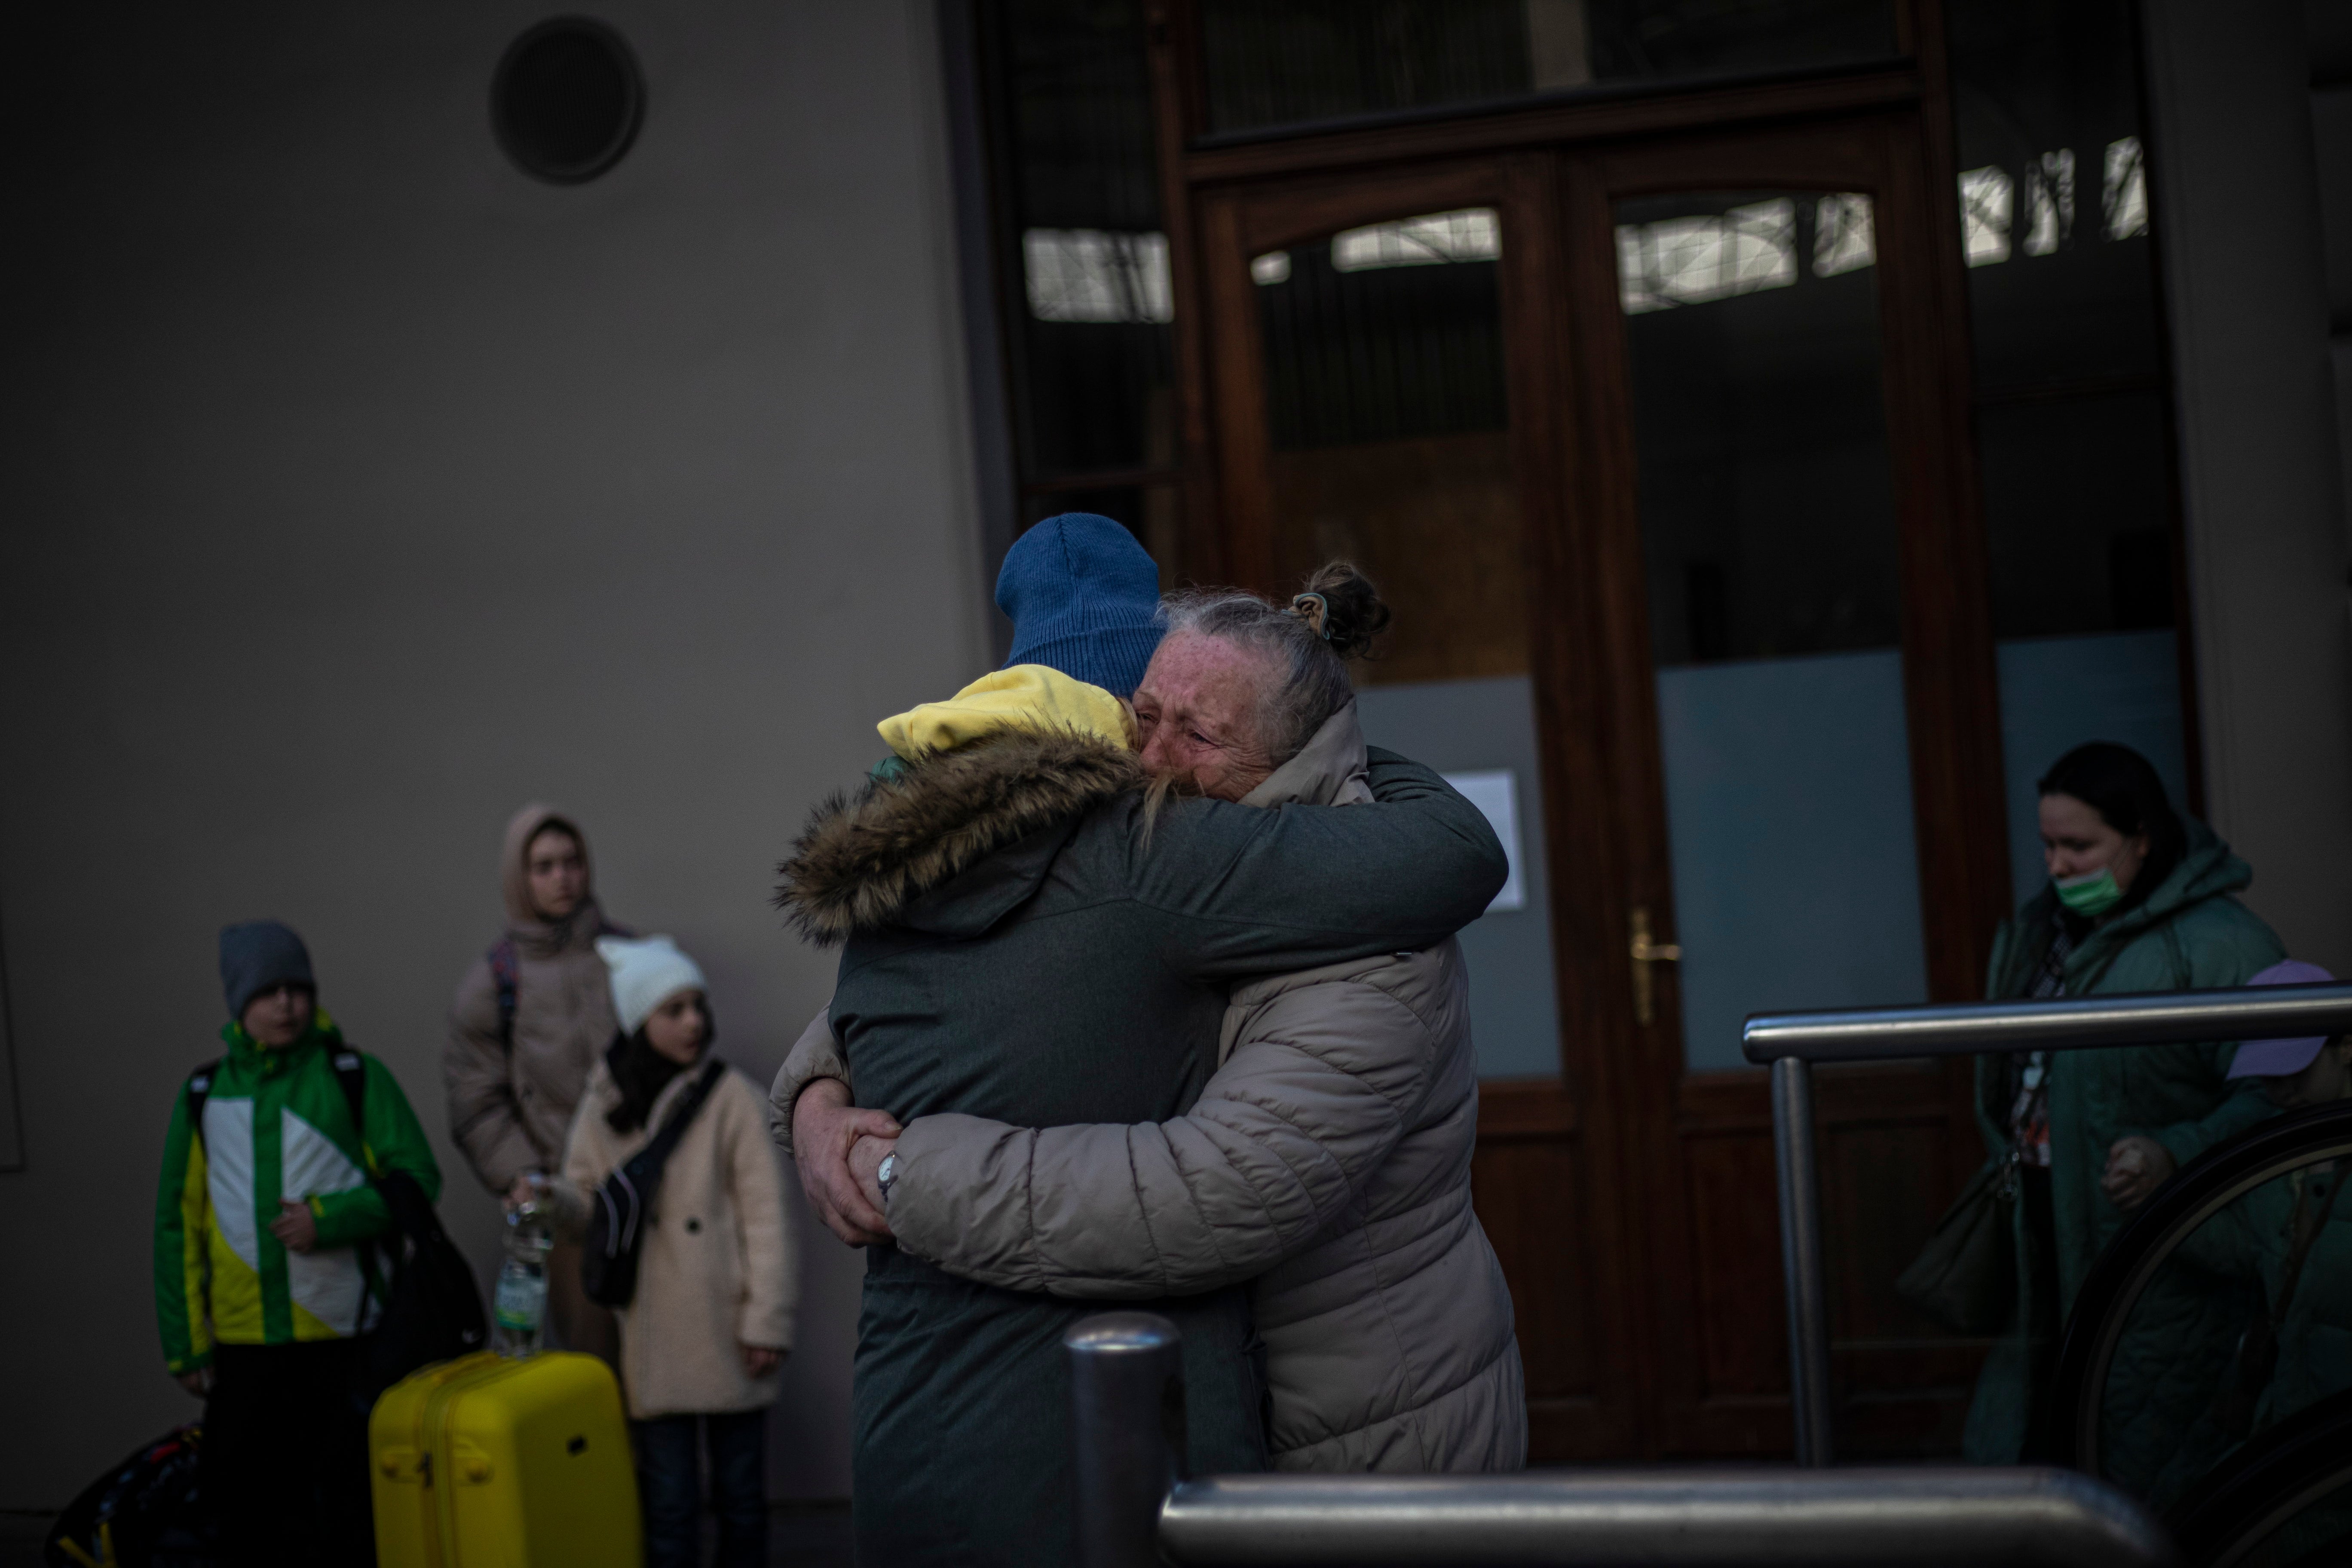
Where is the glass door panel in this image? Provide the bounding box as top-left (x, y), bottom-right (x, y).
top-left (1250, 203), bottom-right (1560, 1081)
top-left (1614, 189), bottom-right (1929, 1071)
top-left (1951, 0), bottom-right (2194, 913)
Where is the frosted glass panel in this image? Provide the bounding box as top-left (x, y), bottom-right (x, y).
top-left (1659, 650), bottom-right (1930, 1070)
top-left (1995, 630), bottom-right (2188, 909)
top-left (1355, 676), bottom-right (1562, 1080)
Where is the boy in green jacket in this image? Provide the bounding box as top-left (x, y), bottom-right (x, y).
top-left (153, 921), bottom-right (440, 1566)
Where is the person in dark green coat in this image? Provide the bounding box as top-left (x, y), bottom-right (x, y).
top-left (774, 570), bottom-right (1507, 1568)
top-left (1962, 743), bottom-right (2284, 1493)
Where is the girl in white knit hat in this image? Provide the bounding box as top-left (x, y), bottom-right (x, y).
top-left (552, 935), bottom-right (798, 1568)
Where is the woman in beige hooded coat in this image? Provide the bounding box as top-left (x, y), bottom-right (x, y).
top-left (778, 570), bottom-right (1525, 1473)
top-left (444, 802), bottom-right (631, 1360)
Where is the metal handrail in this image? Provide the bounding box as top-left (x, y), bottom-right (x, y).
top-left (1162, 1470), bottom-right (2172, 1566)
top-left (1743, 981), bottom-right (2352, 1467)
top-left (1066, 1315), bottom-right (2180, 1568)
top-left (1741, 982), bottom-right (2352, 1066)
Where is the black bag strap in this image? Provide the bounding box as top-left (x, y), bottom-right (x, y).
top-left (328, 1048), bottom-right (374, 1173)
top-left (488, 919), bottom-right (635, 1054)
top-left (488, 938), bottom-right (520, 1053)
top-left (183, 1058), bottom-right (224, 1153)
top-left (620, 1058), bottom-right (727, 1190)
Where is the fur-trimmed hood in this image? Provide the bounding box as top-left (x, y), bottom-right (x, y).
top-left (775, 729), bottom-right (1142, 946)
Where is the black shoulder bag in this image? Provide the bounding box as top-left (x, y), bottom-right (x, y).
top-left (582, 1058), bottom-right (728, 1309)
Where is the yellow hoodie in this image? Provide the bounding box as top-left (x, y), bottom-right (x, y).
top-left (876, 665), bottom-right (1133, 761)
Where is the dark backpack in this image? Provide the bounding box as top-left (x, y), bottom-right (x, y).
top-left (44, 1424), bottom-right (210, 1568)
top-left (581, 1058), bottom-right (727, 1309)
top-left (486, 918), bottom-right (633, 1051)
top-left (182, 1049), bottom-right (486, 1401)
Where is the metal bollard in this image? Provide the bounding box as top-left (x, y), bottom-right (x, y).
top-left (1067, 1311), bottom-right (1185, 1568)
top-left (1772, 1055), bottom-right (1834, 1467)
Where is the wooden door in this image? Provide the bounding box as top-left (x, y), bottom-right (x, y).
top-left (1553, 114), bottom-right (2006, 1458)
top-left (1194, 107), bottom-right (2007, 1461)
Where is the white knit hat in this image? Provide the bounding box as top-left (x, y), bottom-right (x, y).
top-left (596, 935), bottom-right (708, 1037)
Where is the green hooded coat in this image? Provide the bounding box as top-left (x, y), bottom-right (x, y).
top-left (1962, 820), bottom-right (2284, 1488)
top-left (153, 1014), bottom-right (441, 1374)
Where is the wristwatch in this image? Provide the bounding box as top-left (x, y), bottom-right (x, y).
top-left (876, 1152), bottom-right (900, 1207)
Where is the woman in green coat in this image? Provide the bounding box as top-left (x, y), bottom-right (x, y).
top-left (1961, 742), bottom-right (2284, 1494)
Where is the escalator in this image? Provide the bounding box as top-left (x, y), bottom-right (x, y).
top-left (2048, 1102), bottom-right (2352, 1565)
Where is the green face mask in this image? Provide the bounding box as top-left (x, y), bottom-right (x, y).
top-left (2056, 867), bottom-right (2125, 917)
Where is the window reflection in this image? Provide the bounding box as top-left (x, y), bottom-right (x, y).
top-left (1617, 199), bottom-right (1797, 313)
top-left (986, 0), bottom-right (1175, 485)
top-left (1022, 230), bottom-right (1173, 324)
top-left (2023, 149), bottom-right (2077, 256)
top-left (1332, 208), bottom-right (1500, 271)
top-left (1813, 193), bottom-right (1876, 276)
top-left (1615, 191), bottom-right (1874, 312)
top-left (2104, 136), bottom-right (2150, 239)
top-left (1961, 166), bottom-right (2015, 266)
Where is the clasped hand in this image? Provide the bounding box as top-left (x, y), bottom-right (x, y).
top-left (792, 1079), bottom-right (901, 1246)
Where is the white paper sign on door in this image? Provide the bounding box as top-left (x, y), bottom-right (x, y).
top-left (1440, 769), bottom-right (1525, 913)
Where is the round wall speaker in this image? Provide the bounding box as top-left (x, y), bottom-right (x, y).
top-left (492, 18), bottom-right (644, 184)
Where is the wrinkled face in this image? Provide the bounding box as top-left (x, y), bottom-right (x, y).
top-left (241, 983), bottom-right (315, 1048)
top-left (1132, 631), bottom-right (1282, 802)
top-left (525, 826), bottom-right (588, 923)
top-left (2039, 793), bottom-right (2148, 892)
top-left (2263, 1040), bottom-right (2352, 1109)
top-left (643, 988), bottom-right (710, 1066)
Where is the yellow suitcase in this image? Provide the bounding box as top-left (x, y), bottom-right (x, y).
top-left (371, 1351), bottom-right (641, 1568)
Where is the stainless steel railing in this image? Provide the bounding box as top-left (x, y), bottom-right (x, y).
top-left (1067, 1313), bottom-right (2180, 1568)
top-left (1742, 980), bottom-right (2352, 1467)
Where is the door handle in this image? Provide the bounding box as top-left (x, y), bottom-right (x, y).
top-left (1629, 905), bottom-right (1682, 1027)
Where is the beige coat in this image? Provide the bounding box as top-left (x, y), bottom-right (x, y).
top-left (559, 1058), bottom-right (798, 1419)
top-left (445, 803), bottom-right (625, 1194)
top-left (772, 705), bottom-right (1525, 1471)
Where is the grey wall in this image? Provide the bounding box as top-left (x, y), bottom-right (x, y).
top-left (2142, 0), bottom-right (2352, 972)
top-left (0, 1), bottom-right (986, 1507)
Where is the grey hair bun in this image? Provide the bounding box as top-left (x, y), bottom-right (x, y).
top-left (1293, 561), bottom-right (1390, 661)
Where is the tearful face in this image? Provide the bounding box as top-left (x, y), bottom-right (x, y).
top-left (1130, 632), bottom-right (1282, 803)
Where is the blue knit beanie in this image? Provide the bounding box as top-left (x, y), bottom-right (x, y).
top-left (220, 920), bottom-right (315, 1020)
top-left (996, 513), bottom-right (1164, 698)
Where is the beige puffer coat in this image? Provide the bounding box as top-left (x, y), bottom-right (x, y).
top-left (772, 706), bottom-right (1525, 1471)
top-left (557, 1057), bottom-right (798, 1419)
top-left (445, 803), bottom-right (625, 1193)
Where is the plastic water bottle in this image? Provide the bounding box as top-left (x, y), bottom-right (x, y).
top-left (494, 1195), bottom-right (553, 1357)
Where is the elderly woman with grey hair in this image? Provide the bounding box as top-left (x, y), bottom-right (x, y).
top-left (779, 562), bottom-right (1527, 1478)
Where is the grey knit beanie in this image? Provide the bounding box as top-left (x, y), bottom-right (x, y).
top-left (219, 921), bottom-right (315, 1020)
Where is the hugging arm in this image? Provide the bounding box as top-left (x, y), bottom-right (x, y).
top-left (885, 974), bottom-right (1442, 1296)
top-left (769, 1008), bottom-right (854, 1161)
top-left (770, 1005), bottom-right (898, 1245)
top-left (1127, 751), bottom-right (1507, 983)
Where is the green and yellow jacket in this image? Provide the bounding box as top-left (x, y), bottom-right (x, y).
top-left (153, 1014), bottom-right (440, 1374)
